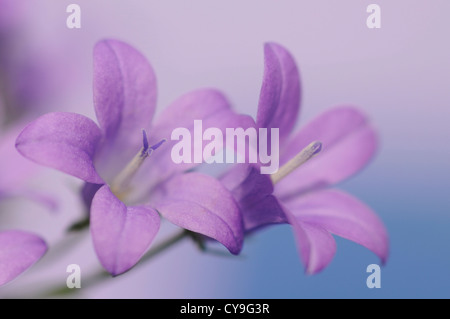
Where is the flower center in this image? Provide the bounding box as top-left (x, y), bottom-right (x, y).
top-left (110, 130), bottom-right (166, 197)
top-left (270, 141), bottom-right (322, 184)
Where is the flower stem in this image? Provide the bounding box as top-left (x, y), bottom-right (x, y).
top-left (24, 229), bottom-right (189, 298)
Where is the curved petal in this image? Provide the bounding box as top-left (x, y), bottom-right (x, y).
top-left (220, 164), bottom-right (286, 232)
top-left (0, 230), bottom-right (47, 286)
top-left (15, 112), bottom-right (103, 184)
top-left (276, 106), bottom-right (377, 200)
top-left (130, 89), bottom-right (255, 200)
top-left (93, 39), bottom-right (157, 180)
top-left (256, 42), bottom-right (300, 142)
top-left (285, 214), bottom-right (336, 275)
top-left (90, 185), bottom-right (160, 276)
top-left (284, 189), bottom-right (389, 264)
top-left (154, 172), bottom-right (243, 254)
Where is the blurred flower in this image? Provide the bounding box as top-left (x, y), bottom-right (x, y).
top-left (16, 39), bottom-right (248, 276)
top-left (0, 230), bottom-right (47, 286)
top-left (0, 0), bottom-right (74, 122)
top-left (0, 113), bottom-right (51, 287)
top-left (221, 43), bottom-right (389, 274)
top-left (0, 121), bottom-right (55, 208)
top-left (0, 0), bottom-right (63, 287)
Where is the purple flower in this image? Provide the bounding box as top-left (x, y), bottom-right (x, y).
top-left (16, 39), bottom-right (247, 276)
top-left (0, 0), bottom-right (73, 121)
top-left (0, 121), bottom-right (49, 286)
top-left (221, 43), bottom-right (389, 274)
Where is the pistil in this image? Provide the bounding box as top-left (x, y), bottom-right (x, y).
top-left (111, 130), bottom-right (165, 196)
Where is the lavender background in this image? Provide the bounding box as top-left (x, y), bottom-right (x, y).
top-left (1, 0), bottom-right (449, 298)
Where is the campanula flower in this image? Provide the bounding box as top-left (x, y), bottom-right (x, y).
top-left (221, 43), bottom-right (389, 274)
top-left (16, 39), bottom-right (248, 276)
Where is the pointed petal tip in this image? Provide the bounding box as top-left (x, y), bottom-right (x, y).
top-left (90, 185), bottom-right (160, 276)
top-left (14, 112), bottom-right (104, 184)
top-left (258, 40), bottom-right (300, 141)
top-left (155, 173), bottom-right (244, 255)
top-left (264, 41), bottom-right (286, 51)
top-left (0, 231), bottom-right (48, 287)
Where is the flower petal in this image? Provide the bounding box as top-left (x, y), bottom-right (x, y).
top-left (130, 89), bottom-right (255, 201)
top-left (220, 164), bottom-right (286, 232)
top-left (256, 42), bottom-right (300, 142)
top-left (90, 185), bottom-right (160, 276)
top-left (93, 39), bottom-right (157, 180)
top-left (154, 172), bottom-right (243, 254)
top-left (15, 112), bottom-right (103, 184)
top-left (276, 106), bottom-right (377, 199)
top-left (285, 214), bottom-right (336, 275)
top-left (0, 230), bottom-right (47, 286)
top-left (284, 189), bottom-right (389, 264)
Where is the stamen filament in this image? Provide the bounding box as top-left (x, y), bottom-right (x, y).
top-left (270, 141), bottom-right (322, 185)
top-left (110, 130), bottom-right (166, 195)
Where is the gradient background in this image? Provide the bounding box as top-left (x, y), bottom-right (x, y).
top-left (1, 0), bottom-right (449, 298)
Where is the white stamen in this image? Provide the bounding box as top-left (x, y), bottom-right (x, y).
top-left (270, 141), bottom-right (322, 185)
top-left (110, 147), bottom-right (152, 196)
top-left (110, 130), bottom-right (166, 196)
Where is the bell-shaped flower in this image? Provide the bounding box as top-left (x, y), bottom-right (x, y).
top-left (221, 43), bottom-right (389, 274)
top-left (16, 39), bottom-right (249, 276)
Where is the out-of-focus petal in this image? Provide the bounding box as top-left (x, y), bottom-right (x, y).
top-left (90, 185), bottom-right (160, 276)
top-left (221, 164), bottom-right (286, 232)
top-left (284, 189), bottom-right (389, 264)
top-left (15, 112), bottom-right (103, 184)
top-left (256, 42), bottom-right (300, 142)
top-left (154, 172), bottom-right (243, 254)
top-left (276, 106), bottom-right (377, 200)
top-left (93, 39), bottom-right (157, 180)
top-left (0, 230), bottom-right (47, 286)
top-left (131, 89), bottom-right (255, 200)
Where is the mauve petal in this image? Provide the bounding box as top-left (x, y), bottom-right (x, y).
top-left (284, 189), bottom-right (389, 264)
top-left (15, 112), bottom-right (103, 184)
top-left (221, 165), bottom-right (286, 232)
top-left (93, 39), bottom-right (157, 180)
top-left (129, 89), bottom-right (255, 201)
top-left (256, 42), bottom-right (300, 142)
top-left (286, 214), bottom-right (337, 275)
top-left (0, 230), bottom-right (47, 286)
top-left (276, 107), bottom-right (377, 200)
top-left (154, 172), bottom-right (243, 254)
top-left (90, 185), bottom-right (160, 276)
